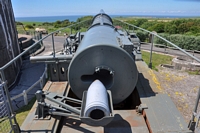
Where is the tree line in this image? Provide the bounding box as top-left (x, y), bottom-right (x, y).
top-left (126, 18), bottom-right (200, 36)
top-left (16, 16), bottom-right (93, 29)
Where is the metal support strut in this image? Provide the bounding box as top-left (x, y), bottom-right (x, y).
top-left (149, 34), bottom-right (154, 69)
top-left (188, 87), bottom-right (200, 131)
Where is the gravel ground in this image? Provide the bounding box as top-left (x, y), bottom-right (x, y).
top-left (154, 66), bottom-right (200, 124)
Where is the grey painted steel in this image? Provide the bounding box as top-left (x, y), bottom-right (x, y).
top-left (80, 90), bottom-right (114, 126)
top-left (84, 80), bottom-right (110, 119)
top-left (91, 9), bottom-right (113, 26)
top-left (31, 55), bottom-right (72, 81)
top-left (188, 87), bottom-right (200, 131)
top-left (45, 92), bottom-right (81, 115)
top-left (68, 12), bottom-right (138, 104)
top-left (48, 63), bottom-right (69, 81)
top-left (49, 112), bottom-right (79, 118)
top-left (30, 55), bottom-right (73, 63)
top-left (52, 34), bottom-right (56, 57)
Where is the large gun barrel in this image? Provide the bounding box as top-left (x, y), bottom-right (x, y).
top-left (68, 10), bottom-right (138, 104)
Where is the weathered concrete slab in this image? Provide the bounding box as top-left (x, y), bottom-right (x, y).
top-left (136, 61), bottom-right (192, 133)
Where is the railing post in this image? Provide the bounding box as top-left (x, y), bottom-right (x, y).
top-left (52, 34), bottom-right (56, 58)
top-left (40, 32), bottom-right (43, 45)
top-left (40, 77), bottom-right (43, 89)
top-left (188, 87), bottom-right (200, 131)
top-left (0, 70), bottom-right (20, 132)
top-left (149, 34), bottom-right (154, 69)
top-left (23, 90), bottom-right (28, 105)
top-left (33, 31), bottom-right (36, 39)
top-left (45, 64), bottom-right (48, 79)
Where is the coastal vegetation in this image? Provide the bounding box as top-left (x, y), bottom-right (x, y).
top-left (16, 16), bottom-right (200, 50)
top-left (16, 16), bottom-right (92, 34)
top-left (119, 18), bottom-right (200, 51)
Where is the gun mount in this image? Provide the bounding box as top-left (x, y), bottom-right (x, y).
top-left (26, 10), bottom-right (191, 132)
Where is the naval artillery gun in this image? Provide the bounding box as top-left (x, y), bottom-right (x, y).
top-left (31, 9), bottom-right (140, 126)
top-left (27, 10), bottom-right (191, 132)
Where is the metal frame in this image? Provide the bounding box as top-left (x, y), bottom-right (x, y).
top-left (34, 90), bottom-right (114, 126)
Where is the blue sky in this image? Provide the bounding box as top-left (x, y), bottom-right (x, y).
top-left (11, 0), bottom-right (200, 17)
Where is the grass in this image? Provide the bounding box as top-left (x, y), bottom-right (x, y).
top-left (21, 22), bottom-right (43, 26)
top-left (141, 50), bottom-right (173, 71)
top-left (141, 51), bottom-right (200, 75)
top-left (15, 97), bottom-right (36, 126)
top-left (187, 70), bottom-right (200, 75)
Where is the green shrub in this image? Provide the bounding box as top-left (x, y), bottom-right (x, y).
top-left (25, 24), bottom-right (34, 29)
top-left (169, 34), bottom-right (184, 48)
top-left (182, 35), bottom-right (196, 50)
top-left (135, 30), bottom-right (148, 42)
top-left (154, 33), bottom-right (200, 51)
top-left (16, 21), bottom-right (23, 25)
top-left (154, 33), bottom-right (169, 45)
top-left (194, 36), bottom-right (200, 51)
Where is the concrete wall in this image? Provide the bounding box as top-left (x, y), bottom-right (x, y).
top-left (0, 0), bottom-right (21, 87)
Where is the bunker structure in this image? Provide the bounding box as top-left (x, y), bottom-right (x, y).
top-left (0, 0), bottom-right (21, 87)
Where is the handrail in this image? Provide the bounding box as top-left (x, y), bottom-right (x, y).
top-left (114, 19), bottom-right (200, 63)
top-left (0, 19), bottom-right (91, 72)
top-left (0, 19), bottom-right (91, 133)
top-left (1, 17), bottom-right (199, 132)
top-left (0, 64), bottom-right (47, 106)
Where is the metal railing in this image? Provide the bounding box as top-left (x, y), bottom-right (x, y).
top-left (0, 84), bottom-right (12, 133)
top-left (0, 19), bottom-right (91, 132)
top-left (0, 64), bottom-right (47, 107)
top-left (1, 17), bottom-right (199, 132)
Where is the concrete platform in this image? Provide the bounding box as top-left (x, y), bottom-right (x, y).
top-left (20, 61), bottom-right (192, 133)
top-left (136, 61), bottom-right (192, 133)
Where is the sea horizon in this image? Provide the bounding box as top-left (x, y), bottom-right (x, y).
top-left (15, 15), bottom-right (200, 22)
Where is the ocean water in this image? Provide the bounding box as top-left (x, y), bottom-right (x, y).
top-left (15, 15), bottom-right (200, 22)
top-left (15, 15), bottom-right (85, 22)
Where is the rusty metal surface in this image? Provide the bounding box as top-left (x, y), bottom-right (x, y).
top-left (136, 61), bottom-right (192, 133)
top-left (60, 110), bottom-right (149, 133)
top-left (20, 81), bottom-right (68, 133)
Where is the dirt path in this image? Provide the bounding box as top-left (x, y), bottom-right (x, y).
top-left (154, 67), bottom-right (200, 123)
